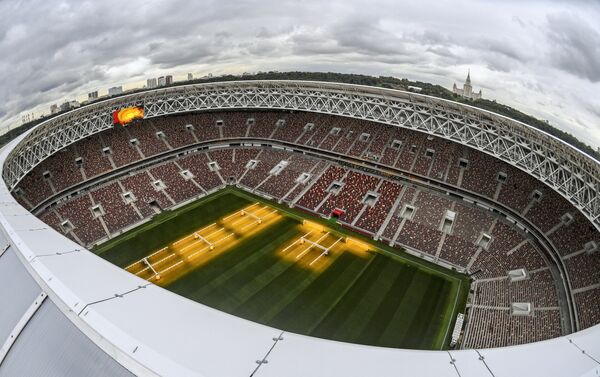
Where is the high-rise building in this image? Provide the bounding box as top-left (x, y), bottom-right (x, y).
top-left (21, 113), bottom-right (35, 124)
top-left (60, 101), bottom-right (80, 112)
top-left (88, 91), bottom-right (98, 100)
top-left (165, 75), bottom-right (173, 85)
top-left (187, 73), bottom-right (193, 81)
top-left (452, 70), bottom-right (482, 100)
top-left (108, 86), bottom-right (123, 96)
top-left (147, 78), bottom-right (157, 89)
top-left (157, 76), bottom-right (166, 87)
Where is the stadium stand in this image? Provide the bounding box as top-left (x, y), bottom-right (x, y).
top-left (90, 182), bottom-right (141, 234)
top-left (256, 154), bottom-right (321, 199)
top-left (355, 181), bottom-right (403, 233)
top-left (77, 134), bottom-right (114, 178)
top-left (148, 162), bottom-right (202, 203)
top-left (17, 109), bottom-right (600, 349)
top-left (178, 152), bottom-right (224, 192)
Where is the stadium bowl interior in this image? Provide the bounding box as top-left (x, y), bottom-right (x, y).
top-left (0, 80), bottom-right (599, 377)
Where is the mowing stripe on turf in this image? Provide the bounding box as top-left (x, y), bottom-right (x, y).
top-left (222, 202), bottom-right (259, 221)
top-left (327, 257), bottom-right (404, 343)
top-left (355, 266), bottom-right (417, 346)
top-left (292, 253), bottom-right (374, 335)
top-left (173, 223), bottom-right (217, 245)
top-left (401, 277), bottom-right (446, 349)
top-left (375, 270), bottom-right (430, 348)
top-left (168, 219), bottom-right (301, 300)
top-left (310, 255), bottom-right (390, 340)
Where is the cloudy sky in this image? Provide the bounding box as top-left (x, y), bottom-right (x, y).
top-left (1, 0), bottom-right (599, 149)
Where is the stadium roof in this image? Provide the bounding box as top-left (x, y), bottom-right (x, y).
top-left (0, 81), bottom-right (599, 376)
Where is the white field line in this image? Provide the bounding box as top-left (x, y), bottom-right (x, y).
top-left (135, 252), bottom-right (178, 275)
top-left (230, 205), bottom-right (270, 227)
top-left (151, 253), bottom-right (177, 267)
top-left (205, 227), bottom-right (227, 239)
top-left (239, 209), bottom-right (278, 232)
top-left (310, 237), bottom-right (343, 266)
top-left (143, 258), bottom-right (160, 277)
top-left (147, 246), bottom-right (169, 259)
top-left (186, 245), bottom-right (211, 260)
top-left (126, 246), bottom-right (169, 270)
top-left (186, 232), bottom-right (235, 260)
top-left (281, 231), bottom-right (313, 253)
top-left (440, 279), bottom-right (462, 350)
top-left (173, 222), bottom-right (217, 246)
top-left (193, 232), bottom-right (213, 246)
top-left (222, 203), bottom-right (260, 221)
top-left (180, 226), bottom-right (227, 252)
top-left (135, 267), bottom-right (150, 275)
top-left (133, 202), bottom-right (284, 280)
top-left (179, 239), bottom-right (204, 252)
top-left (296, 232), bottom-right (329, 260)
top-left (157, 260), bottom-right (184, 275)
top-left (299, 237), bottom-right (329, 251)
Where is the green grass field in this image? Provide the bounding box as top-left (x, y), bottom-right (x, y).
top-left (94, 187), bottom-right (470, 350)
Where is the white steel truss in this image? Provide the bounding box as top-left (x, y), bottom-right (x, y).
top-left (3, 80), bottom-right (600, 230)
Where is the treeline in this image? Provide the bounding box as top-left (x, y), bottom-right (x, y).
top-left (6, 71), bottom-right (598, 160)
top-left (189, 71), bottom-right (598, 159)
top-left (0, 118), bottom-right (46, 149)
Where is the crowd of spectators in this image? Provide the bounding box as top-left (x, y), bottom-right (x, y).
top-left (14, 109), bottom-right (600, 348)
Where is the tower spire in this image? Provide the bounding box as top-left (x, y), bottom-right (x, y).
top-left (466, 69), bottom-right (471, 85)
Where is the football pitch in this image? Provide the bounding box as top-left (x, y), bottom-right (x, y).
top-left (95, 188), bottom-right (470, 350)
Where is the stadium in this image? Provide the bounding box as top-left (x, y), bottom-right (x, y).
top-left (0, 80), bottom-right (598, 376)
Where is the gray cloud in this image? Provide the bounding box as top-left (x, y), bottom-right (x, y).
top-left (546, 13), bottom-right (600, 82)
top-left (0, 0), bottom-right (598, 148)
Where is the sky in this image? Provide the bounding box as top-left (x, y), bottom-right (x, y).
top-left (1, 0), bottom-right (599, 149)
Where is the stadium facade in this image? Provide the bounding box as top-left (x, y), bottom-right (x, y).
top-left (0, 80), bottom-right (599, 376)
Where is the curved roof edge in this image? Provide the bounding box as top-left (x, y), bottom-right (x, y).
top-left (9, 79), bottom-right (600, 165)
top-left (0, 128), bottom-right (599, 376)
top-left (4, 80), bottom-right (599, 233)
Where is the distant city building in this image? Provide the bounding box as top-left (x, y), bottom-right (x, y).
top-left (157, 76), bottom-right (166, 86)
top-left (453, 70), bottom-right (482, 100)
top-left (50, 104), bottom-right (59, 114)
top-left (21, 113), bottom-right (35, 124)
top-left (108, 86), bottom-right (123, 96)
top-left (165, 75), bottom-right (173, 85)
top-left (407, 85), bottom-right (422, 92)
top-left (147, 78), bottom-right (157, 89)
top-left (88, 91), bottom-right (98, 100)
top-left (187, 73), bottom-right (193, 81)
top-left (60, 101), bottom-right (80, 112)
